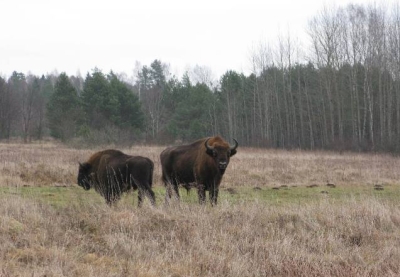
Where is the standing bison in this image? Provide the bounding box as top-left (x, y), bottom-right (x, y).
top-left (160, 136), bottom-right (238, 205)
top-left (77, 149), bottom-right (156, 206)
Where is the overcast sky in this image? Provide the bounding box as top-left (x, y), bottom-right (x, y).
top-left (1, 0), bottom-right (375, 79)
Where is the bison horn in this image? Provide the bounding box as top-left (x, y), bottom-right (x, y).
top-left (230, 139), bottom-right (238, 150)
top-left (205, 138), bottom-right (214, 151)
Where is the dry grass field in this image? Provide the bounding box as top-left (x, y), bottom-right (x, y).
top-left (1, 142), bottom-right (400, 276)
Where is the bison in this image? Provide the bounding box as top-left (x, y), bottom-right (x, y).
top-left (160, 136), bottom-right (238, 205)
top-left (77, 149), bottom-right (156, 206)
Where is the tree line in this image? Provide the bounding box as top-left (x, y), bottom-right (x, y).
top-left (1, 3), bottom-right (400, 151)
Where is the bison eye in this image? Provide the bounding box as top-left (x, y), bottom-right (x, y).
top-left (213, 151), bottom-right (218, 157)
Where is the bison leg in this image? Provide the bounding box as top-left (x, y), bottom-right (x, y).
top-left (162, 175), bottom-right (172, 203)
top-left (137, 184), bottom-right (156, 207)
top-left (165, 183), bottom-right (173, 202)
top-left (209, 187), bottom-right (219, 206)
top-left (172, 183), bottom-right (180, 200)
top-left (138, 189), bottom-right (144, 207)
top-left (147, 189), bottom-right (156, 206)
top-left (164, 179), bottom-right (180, 204)
top-left (104, 186), bottom-right (120, 207)
top-left (143, 184), bottom-right (156, 206)
top-left (197, 184), bottom-right (206, 204)
top-left (105, 193), bottom-right (120, 207)
top-left (130, 173), bottom-right (156, 207)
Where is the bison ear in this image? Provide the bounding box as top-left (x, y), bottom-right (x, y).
top-left (79, 162), bottom-right (91, 171)
top-left (230, 149), bottom-right (237, 157)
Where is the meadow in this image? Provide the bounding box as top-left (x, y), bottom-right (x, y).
top-left (1, 142), bottom-right (400, 276)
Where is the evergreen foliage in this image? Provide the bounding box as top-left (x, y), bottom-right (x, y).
top-left (166, 79), bottom-right (215, 140)
top-left (47, 73), bottom-right (81, 141)
top-left (78, 69), bottom-right (144, 143)
top-left (108, 72), bottom-right (144, 131)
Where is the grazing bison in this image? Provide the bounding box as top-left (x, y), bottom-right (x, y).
top-left (160, 136), bottom-right (238, 205)
top-left (77, 149), bottom-right (156, 206)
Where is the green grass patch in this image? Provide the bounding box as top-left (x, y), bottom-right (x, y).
top-left (219, 183), bottom-right (400, 205)
top-left (0, 183), bottom-right (399, 209)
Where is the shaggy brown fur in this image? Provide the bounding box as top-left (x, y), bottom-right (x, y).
top-left (78, 149), bottom-right (155, 206)
top-left (160, 136), bottom-right (238, 205)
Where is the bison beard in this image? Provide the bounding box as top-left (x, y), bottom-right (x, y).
top-left (77, 149), bottom-right (156, 206)
top-left (160, 136), bottom-right (238, 205)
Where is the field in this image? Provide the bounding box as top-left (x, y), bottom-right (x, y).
top-left (1, 142), bottom-right (400, 276)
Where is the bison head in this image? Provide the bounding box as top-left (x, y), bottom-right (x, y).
top-left (77, 162), bottom-right (92, 190)
top-left (205, 138), bottom-right (238, 173)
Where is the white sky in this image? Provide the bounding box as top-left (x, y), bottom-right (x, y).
top-left (1, 0), bottom-right (373, 80)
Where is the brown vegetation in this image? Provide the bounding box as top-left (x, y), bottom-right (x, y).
top-left (1, 142), bottom-right (400, 276)
top-left (2, 142), bottom-right (400, 189)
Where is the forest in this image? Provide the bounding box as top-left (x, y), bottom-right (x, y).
top-left (1, 3), bottom-right (400, 152)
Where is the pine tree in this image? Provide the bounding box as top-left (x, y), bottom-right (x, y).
top-left (167, 81), bottom-right (215, 141)
top-left (108, 72), bottom-right (144, 130)
top-left (81, 69), bottom-right (116, 129)
top-left (47, 73), bottom-right (81, 141)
